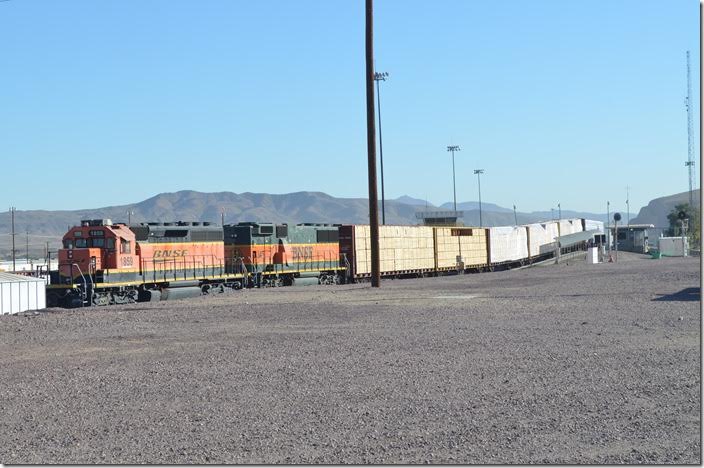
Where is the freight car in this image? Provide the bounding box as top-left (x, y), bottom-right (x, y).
top-left (338, 219), bottom-right (586, 279)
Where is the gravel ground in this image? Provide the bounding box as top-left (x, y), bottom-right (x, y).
top-left (0, 252), bottom-right (700, 464)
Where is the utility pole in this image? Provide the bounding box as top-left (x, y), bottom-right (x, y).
top-left (607, 201), bottom-right (611, 256)
top-left (685, 50), bottom-right (695, 206)
top-left (221, 207), bottom-right (225, 226)
top-left (474, 169), bottom-right (484, 227)
top-left (365, 0), bottom-right (380, 287)
top-left (556, 203), bottom-right (562, 264)
top-left (447, 145), bottom-right (461, 212)
top-left (127, 210), bottom-right (134, 225)
top-left (26, 230), bottom-right (29, 264)
top-left (10, 207), bottom-right (16, 272)
top-left (626, 186), bottom-right (630, 226)
top-left (513, 205), bottom-right (518, 226)
top-left (374, 71), bottom-right (388, 224)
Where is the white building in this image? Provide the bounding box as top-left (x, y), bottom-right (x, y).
top-left (0, 272), bottom-right (46, 315)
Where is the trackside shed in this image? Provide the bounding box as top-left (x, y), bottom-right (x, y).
top-left (0, 272), bottom-right (46, 315)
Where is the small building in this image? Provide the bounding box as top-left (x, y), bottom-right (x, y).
top-left (0, 272), bottom-right (46, 315)
top-left (606, 224), bottom-right (655, 253)
top-left (416, 210), bottom-right (465, 226)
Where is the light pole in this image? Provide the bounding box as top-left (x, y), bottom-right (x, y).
top-left (626, 186), bottom-right (630, 227)
top-left (558, 203), bottom-right (561, 220)
top-left (10, 206), bottom-right (15, 272)
top-left (474, 169), bottom-right (484, 227)
top-left (513, 205), bottom-right (518, 225)
top-left (374, 71), bottom-right (388, 224)
top-left (447, 145), bottom-right (461, 212)
top-left (127, 210), bottom-right (134, 225)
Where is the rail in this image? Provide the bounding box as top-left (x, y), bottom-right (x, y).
top-left (70, 263), bottom-right (89, 306)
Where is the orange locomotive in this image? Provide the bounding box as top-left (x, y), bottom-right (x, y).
top-left (223, 222), bottom-right (345, 287)
top-left (47, 219), bottom-right (346, 307)
top-left (48, 219), bottom-right (244, 307)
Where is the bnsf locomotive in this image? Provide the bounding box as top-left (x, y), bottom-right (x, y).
top-left (47, 219), bottom-right (345, 307)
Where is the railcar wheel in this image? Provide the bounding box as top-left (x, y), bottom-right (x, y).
top-left (92, 293), bottom-right (110, 306)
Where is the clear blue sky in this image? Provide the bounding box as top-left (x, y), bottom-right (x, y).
top-left (0, 0), bottom-right (699, 214)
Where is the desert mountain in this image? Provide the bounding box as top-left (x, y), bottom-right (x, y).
top-left (0, 189), bottom-right (643, 258)
top-left (631, 189), bottom-right (700, 228)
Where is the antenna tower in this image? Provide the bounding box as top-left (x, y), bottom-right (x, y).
top-left (685, 50), bottom-right (695, 206)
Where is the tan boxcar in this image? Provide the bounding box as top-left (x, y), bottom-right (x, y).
top-left (339, 225), bottom-right (435, 277)
top-left (433, 227), bottom-right (489, 270)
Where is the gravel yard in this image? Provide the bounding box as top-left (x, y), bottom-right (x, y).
top-left (0, 252), bottom-right (700, 464)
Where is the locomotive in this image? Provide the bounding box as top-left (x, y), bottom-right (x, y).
top-left (47, 219), bottom-right (345, 307)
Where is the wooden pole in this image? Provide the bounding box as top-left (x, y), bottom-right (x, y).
top-left (365, 0), bottom-right (380, 287)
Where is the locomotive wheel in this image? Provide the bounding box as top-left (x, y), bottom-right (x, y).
top-left (92, 293), bottom-right (111, 306)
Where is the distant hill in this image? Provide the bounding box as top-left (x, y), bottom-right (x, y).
top-left (394, 195), bottom-right (435, 208)
top-left (0, 189), bottom-right (616, 259)
top-left (440, 201), bottom-right (514, 214)
top-left (631, 189), bottom-right (700, 228)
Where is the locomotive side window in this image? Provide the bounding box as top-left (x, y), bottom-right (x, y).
top-left (120, 239), bottom-right (131, 254)
top-left (74, 231), bottom-right (82, 237)
top-left (92, 238), bottom-right (105, 248)
top-left (107, 238), bottom-right (115, 250)
top-left (75, 238), bottom-right (88, 248)
top-left (63, 240), bottom-right (74, 249)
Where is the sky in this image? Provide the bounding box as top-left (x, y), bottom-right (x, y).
top-left (0, 0), bottom-right (700, 215)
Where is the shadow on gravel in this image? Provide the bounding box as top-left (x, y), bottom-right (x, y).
top-left (652, 287), bottom-right (701, 302)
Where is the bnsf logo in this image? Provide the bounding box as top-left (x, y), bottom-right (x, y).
top-left (153, 250), bottom-right (189, 258)
top-left (292, 246), bottom-right (313, 260)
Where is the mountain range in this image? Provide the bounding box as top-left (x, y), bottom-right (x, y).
top-left (631, 189), bottom-right (700, 229)
top-left (0, 189), bottom-right (697, 259)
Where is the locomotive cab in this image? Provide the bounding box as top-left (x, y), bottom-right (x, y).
top-left (58, 219), bottom-right (138, 281)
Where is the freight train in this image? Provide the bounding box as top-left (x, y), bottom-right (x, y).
top-left (46, 217), bottom-right (602, 307)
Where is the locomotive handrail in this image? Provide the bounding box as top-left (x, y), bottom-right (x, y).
top-left (70, 263), bottom-right (89, 306)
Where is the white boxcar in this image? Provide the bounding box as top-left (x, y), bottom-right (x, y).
top-left (488, 226), bottom-right (529, 264)
top-left (0, 272), bottom-right (46, 315)
top-left (526, 222), bottom-right (560, 257)
top-left (558, 218), bottom-right (583, 237)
